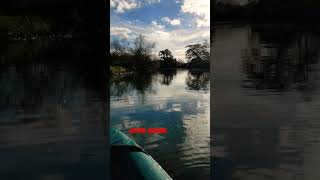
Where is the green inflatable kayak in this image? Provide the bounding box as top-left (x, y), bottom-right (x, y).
top-left (110, 128), bottom-right (173, 180)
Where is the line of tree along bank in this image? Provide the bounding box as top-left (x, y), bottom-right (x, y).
top-left (110, 34), bottom-right (210, 73)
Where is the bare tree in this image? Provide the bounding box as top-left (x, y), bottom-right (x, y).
top-left (132, 34), bottom-right (156, 57)
top-left (110, 37), bottom-right (130, 56)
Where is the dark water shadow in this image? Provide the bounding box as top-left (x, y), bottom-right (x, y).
top-left (110, 71), bottom-right (155, 98)
top-left (241, 25), bottom-right (320, 91)
top-left (159, 69), bottom-right (177, 86)
top-left (0, 39), bottom-right (107, 180)
top-left (213, 24), bottom-right (320, 180)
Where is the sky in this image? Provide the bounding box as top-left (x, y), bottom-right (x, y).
top-left (110, 0), bottom-right (210, 61)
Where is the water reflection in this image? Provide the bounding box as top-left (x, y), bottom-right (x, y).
top-left (111, 69), bottom-right (210, 97)
top-left (213, 24), bottom-right (320, 180)
top-left (159, 69), bottom-right (177, 86)
top-left (186, 70), bottom-right (210, 91)
top-left (0, 40), bottom-right (106, 180)
top-left (241, 25), bottom-right (320, 91)
top-left (110, 72), bottom-right (155, 98)
top-left (111, 70), bottom-right (210, 180)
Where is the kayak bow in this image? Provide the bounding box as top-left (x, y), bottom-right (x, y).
top-left (111, 128), bottom-right (173, 180)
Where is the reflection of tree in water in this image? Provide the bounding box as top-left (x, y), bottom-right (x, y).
top-left (110, 80), bottom-right (134, 97)
top-left (0, 40), bottom-right (106, 113)
top-left (185, 70), bottom-right (210, 91)
top-left (241, 25), bottom-right (320, 91)
top-left (159, 69), bottom-right (177, 86)
top-left (110, 72), bottom-right (155, 97)
top-left (0, 62), bottom-right (105, 129)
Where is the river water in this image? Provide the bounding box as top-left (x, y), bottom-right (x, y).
top-left (110, 69), bottom-right (210, 179)
top-left (0, 39), bottom-right (107, 180)
top-left (213, 24), bottom-right (320, 180)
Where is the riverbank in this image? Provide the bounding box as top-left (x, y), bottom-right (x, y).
top-left (110, 65), bottom-right (209, 78)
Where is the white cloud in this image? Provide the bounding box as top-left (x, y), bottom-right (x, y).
top-left (181, 0), bottom-right (210, 27)
top-left (170, 19), bottom-right (181, 26)
top-left (110, 0), bottom-right (161, 13)
top-left (151, 21), bottom-right (165, 29)
top-left (162, 17), bottom-right (170, 23)
top-left (161, 17), bottom-right (181, 26)
top-left (146, 0), bottom-right (161, 4)
top-left (110, 0), bottom-right (210, 60)
top-left (110, 0), bottom-right (138, 13)
top-left (110, 27), bottom-right (132, 38)
top-left (110, 22), bottom-right (209, 60)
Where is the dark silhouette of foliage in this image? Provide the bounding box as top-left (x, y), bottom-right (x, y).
top-left (159, 49), bottom-right (173, 60)
top-left (110, 36), bottom-right (210, 71)
top-left (158, 49), bottom-right (177, 68)
top-left (159, 69), bottom-right (177, 85)
top-left (185, 41), bottom-right (209, 69)
top-left (110, 34), bottom-right (158, 71)
top-left (130, 34), bottom-right (157, 71)
top-left (132, 34), bottom-right (155, 57)
top-left (176, 59), bottom-right (188, 68)
top-left (110, 38), bottom-right (130, 56)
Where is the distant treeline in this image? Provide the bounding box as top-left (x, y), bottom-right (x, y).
top-left (1, 15), bottom-right (84, 40)
top-left (215, 0), bottom-right (320, 22)
top-left (1, 0), bottom-right (106, 40)
top-left (110, 34), bottom-right (209, 73)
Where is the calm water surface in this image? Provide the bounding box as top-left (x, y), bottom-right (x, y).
top-left (0, 40), bottom-right (106, 180)
top-left (213, 24), bottom-right (320, 180)
top-left (110, 69), bottom-right (210, 180)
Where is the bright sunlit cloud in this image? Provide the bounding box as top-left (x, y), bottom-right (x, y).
top-left (110, 26), bottom-right (132, 38)
top-left (181, 0), bottom-right (210, 27)
top-left (162, 17), bottom-right (181, 26)
top-left (110, 0), bottom-right (138, 13)
top-left (110, 0), bottom-right (162, 13)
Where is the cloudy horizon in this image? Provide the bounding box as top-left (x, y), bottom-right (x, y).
top-left (110, 0), bottom-right (210, 61)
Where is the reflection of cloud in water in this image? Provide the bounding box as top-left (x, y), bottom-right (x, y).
top-left (111, 69), bottom-right (210, 179)
top-left (172, 71), bottom-right (189, 84)
top-left (153, 103), bottom-right (167, 111)
top-left (166, 103), bottom-right (182, 112)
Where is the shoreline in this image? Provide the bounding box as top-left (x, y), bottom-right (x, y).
top-left (110, 66), bottom-right (210, 79)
